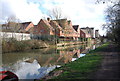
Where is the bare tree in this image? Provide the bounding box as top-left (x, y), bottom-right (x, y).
top-left (48, 7), bottom-right (67, 20)
top-left (95, 0), bottom-right (118, 4)
top-left (101, 1), bottom-right (120, 45)
top-left (6, 15), bottom-right (21, 32)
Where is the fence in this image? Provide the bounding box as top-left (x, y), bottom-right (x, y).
top-left (0, 32), bottom-right (31, 41)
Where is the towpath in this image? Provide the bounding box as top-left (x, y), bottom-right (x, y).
top-left (90, 44), bottom-right (120, 80)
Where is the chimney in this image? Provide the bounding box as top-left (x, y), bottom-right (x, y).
top-left (68, 20), bottom-right (71, 24)
top-left (47, 17), bottom-right (50, 22)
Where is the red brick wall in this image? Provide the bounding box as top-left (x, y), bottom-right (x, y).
top-left (80, 29), bottom-right (86, 38)
top-left (36, 19), bottom-right (50, 35)
top-left (67, 21), bottom-right (80, 38)
top-left (50, 21), bottom-right (60, 36)
top-left (25, 22), bottom-right (34, 31)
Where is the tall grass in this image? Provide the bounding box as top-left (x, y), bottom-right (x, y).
top-left (2, 38), bottom-right (49, 53)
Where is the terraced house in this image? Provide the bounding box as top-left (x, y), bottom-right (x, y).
top-left (72, 25), bottom-right (81, 40)
top-left (73, 25), bottom-right (86, 41)
top-left (19, 22), bottom-right (34, 33)
top-left (80, 28), bottom-right (86, 41)
top-left (80, 27), bottom-right (94, 41)
top-left (33, 18), bottom-right (81, 41)
top-left (34, 19), bottom-right (54, 35)
top-left (1, 18), bottom-right (97, 42)
top-left (53, 19), bottom-right (80, 40)
top-left (2, 21), bottom-right (34, 34)
top-left (33, 18), bottom-right (62, 40)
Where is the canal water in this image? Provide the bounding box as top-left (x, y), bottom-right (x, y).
top-left (1, 43), bottom-right (100, 79)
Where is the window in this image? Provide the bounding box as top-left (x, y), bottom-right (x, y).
top-left (40, 30), bottom-right (44, 32)
top-left (82, 34), bottom-right (84, 37)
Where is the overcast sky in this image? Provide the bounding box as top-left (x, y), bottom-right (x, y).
top-left (1, 0), bottom-right (113, 35)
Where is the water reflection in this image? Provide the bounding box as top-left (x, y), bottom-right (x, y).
top-left (1, 43), bottom-right (100, 79)
top-left (14, 60), bottom-right (56, 79)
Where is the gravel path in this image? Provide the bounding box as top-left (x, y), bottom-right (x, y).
top-left (90, 44), bottom-right (120, 80)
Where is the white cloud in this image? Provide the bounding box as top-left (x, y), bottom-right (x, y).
top-left (1, 0), bottom-right (44, 24)
top-left (0, 0), bottom-right (15, 23)
top-left (1, 0), bottom-right (110, 35)
top-left (40, 0), bottom-right (108, 35)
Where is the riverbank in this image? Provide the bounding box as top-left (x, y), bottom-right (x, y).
top-left (2, 38), bottom-right (89, 53)
top-left (2, 38), bottom-right (50, 53)
top-left (41, 43), bottom-right (109, 80)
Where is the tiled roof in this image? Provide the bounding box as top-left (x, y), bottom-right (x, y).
top-left (53, 19), bottom-right (67, 28)
top-left (20, 22), bottom-right (31, 27)
top-left (21, 22), bottom-right (31, 24)
top-left (50, 20), bottom-right (62, 30)
top-left (41, 19), bottom-right (54, 30)
top-left (80, 28), bottom-right (91, 38)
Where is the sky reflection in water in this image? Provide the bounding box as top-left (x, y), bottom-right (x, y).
top-left (1, 44), bottom-right (100, 79)
top-left (15, 60), bottom-right (56, 79)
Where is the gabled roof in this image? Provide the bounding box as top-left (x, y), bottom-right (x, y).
top-left (2, 22), bottom-right (31, 27)
top-left (53, 19), bottom-right (67, 28)
top-left (21, 22), bottom-right (31, 24)
top-left (2, 24), bottom-right (7, 27)
top-left (80, 28), bottom-right (91, 38)
top-left (73, 25), bottom-right (79, 32)
top-left (53, 19), bottom-right (67, 21)
top-left (81, 27), bottom-right (89, 29)
top-left (80, 28), bottom-right (85, 33)
top-left (39, 19), bottom-right (54, 30)
top-left (80, 28), bottom-right (88, 34)
top-left (19, 21), bottom-right (35, 33)
top-left (66, 20), bottom-right (78, 33)
top-left (20, 22), bottom-right (31, 27)
top-left (50, 20), bottom-right (62, 30)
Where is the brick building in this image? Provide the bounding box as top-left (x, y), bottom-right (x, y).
top-left (53, 19), bottom-right (80, 40)
top-left (34, 19), bottom-right (54, 36)
top-left (80, 27), bottom-right (94, 38)
top-left (2, 21), bottom-right (34, 34)
top-left (95, 30), bottom-right (99, 38)
top-left (73, 25), bottom-right (80, 40)
top-left (19, 22), bottom-right (34, 33)
top-left (49, 19), bottom-right (64, 37)
top-left (32, 18), bottom-right (88, 41)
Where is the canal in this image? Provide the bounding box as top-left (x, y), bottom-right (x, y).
top-left (1, 43), bottom-right (100, 79)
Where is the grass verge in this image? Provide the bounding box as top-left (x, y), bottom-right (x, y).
top-left (2, 38), bottom-right (50, 53)
top-left (45, 43), bottom-right (109, 80)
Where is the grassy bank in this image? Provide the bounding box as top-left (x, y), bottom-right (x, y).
top-left (2, 38), bottom-right (52, 53)
top-left (2, 38), bottom-right (89, 53)
top-left (43, 43), bottom-right (109, 80)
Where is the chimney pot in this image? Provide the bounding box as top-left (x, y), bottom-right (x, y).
top-left (47, 17), bottom-right (50, 22)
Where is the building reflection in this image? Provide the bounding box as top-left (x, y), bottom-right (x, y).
top-left (2, 43), bottom-right (98, 79)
